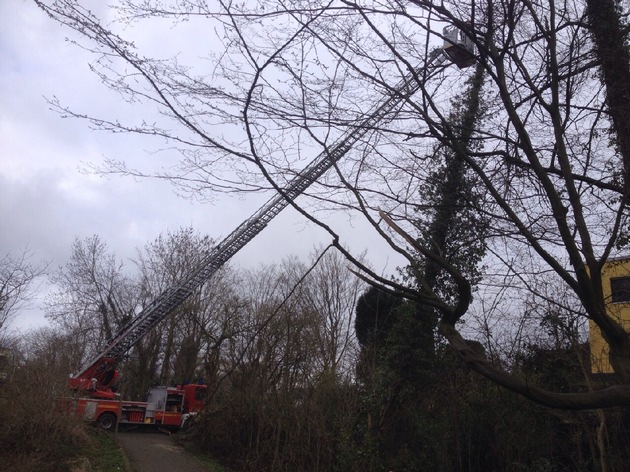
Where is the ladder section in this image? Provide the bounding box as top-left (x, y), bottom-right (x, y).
top-left (73, 47), bottom-right (453, 379)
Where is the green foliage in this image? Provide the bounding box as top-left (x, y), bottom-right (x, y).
top-left (355, 286), bottom-right (402, 348)
top-left (352, 295), bottom-right (447, 471)
top-left (86, 428), bottom-right (129, 471)
top-left (349, 284), bottom-right (628, 471)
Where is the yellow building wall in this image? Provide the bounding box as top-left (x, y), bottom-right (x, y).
top-left (590, 258), bottom-right (630, 374)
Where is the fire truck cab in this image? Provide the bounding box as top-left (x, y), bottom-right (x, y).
top-left (73, 383), bottom-right (206, 431)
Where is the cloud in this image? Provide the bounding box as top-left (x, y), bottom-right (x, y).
top-left (0, 1), bottom-right (404, 334)
top-left (1, 172), bottom-right (70, 264)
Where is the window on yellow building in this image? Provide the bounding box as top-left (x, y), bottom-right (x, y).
top-left (611, 276), bottom-right (630, 303)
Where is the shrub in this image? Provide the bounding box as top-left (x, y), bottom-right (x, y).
top-left (0, 345), bottom-right (89, 471)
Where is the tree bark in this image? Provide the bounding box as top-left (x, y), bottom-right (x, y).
top-left (586, 0), bottom-right (630, 382)
top-left (586, 0), bottom-right (630, 184)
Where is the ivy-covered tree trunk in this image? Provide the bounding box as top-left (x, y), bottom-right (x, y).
top-left (586, 0), bottom-right (630, 184)
top-left (414, 57), bottom-right (487, 340)
top-left (352, 59), bottom-right (488, 471)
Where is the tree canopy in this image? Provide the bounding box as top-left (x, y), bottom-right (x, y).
top-left (34, 0), bottom-right (630, 408)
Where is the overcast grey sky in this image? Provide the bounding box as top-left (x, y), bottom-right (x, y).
top-left (1, 1), bottom-right (405, 332)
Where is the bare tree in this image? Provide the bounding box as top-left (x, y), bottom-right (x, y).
top-left (201, 252), bottom-right (361, 470)
top-left (131, 227), bottom-right (229, 390)
top-left (46, 235), bottom-right (136, 364)
top-left (34, 0), bottom-right (630, 408)
top-left (0, 327), bottom-right (89, 470)
top-left (0, 249), bottom-right (46, 334)
top-left (294, 247), bottom-right (363, 378)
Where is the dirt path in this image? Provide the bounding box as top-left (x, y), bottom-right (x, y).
top-left (116, 431), bottom-right (210, 472)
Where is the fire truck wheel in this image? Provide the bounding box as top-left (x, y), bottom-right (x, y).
top-left (96, 413), bottom-right (117, 432)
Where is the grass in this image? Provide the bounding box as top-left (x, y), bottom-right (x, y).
top-left (190, 453), bottom-right (230, 472)
top-left (177, 436), bottom-right (231, 472)
top-left (0, 424), bottom-right (130, 472)
top-left (85, 427), bottom-right (131, 471)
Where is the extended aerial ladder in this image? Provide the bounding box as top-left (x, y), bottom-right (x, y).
top-left (69, 27), bottom-right (475, 398)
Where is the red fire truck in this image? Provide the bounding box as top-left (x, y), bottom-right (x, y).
top-left (72, 383), bottom-right (206, 431)
top-left (67, 353), bottom-right (206, 431)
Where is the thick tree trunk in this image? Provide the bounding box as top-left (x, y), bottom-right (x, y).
top-left (586, 0), bottom-right (630, 382)
top-left (439, 321), bottom-right (630, 409)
